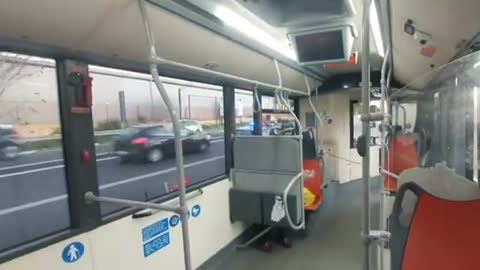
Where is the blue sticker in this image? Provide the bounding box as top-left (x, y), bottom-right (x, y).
top-left (191, 204), bottom-right (201, 218)
top-left (143, 232), bottom-right (170, 257)
top-left (62, 242), bottom-right (85, 263)
top-left (169, 215), bottom-right (180, 227)
top-left (142, 218), bottom-right (169, 242)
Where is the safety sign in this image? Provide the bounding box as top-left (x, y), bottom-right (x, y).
top-left (191, 204), bottom-right (201, 218)
top-left (62, 242), bottom-right (85, 263)
top-left (142, 218), bottom-right (170, 258)
top-left (169, 215), bottom-right (180, 227)
top-left (143, 232), bottom-right (170, 258)
top-left (142, 218), bottom-right (169, 242)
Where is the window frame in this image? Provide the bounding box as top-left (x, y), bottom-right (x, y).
top-left (0, 50), bottom-right (233, 264)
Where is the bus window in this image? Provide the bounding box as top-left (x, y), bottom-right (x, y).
top-left (261, 95), bottom-right (296, 136)
top-left (0, 53), bottom-right (70, 252)
top-left (89, 66), bottom-right (225, 216)
top-left (350, 100), bottom-right (386, 148)
top-left (234, 89), bottom-right (254, 135)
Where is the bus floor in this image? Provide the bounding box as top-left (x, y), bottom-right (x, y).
top-left (214, 177), bottom-right (382, 270)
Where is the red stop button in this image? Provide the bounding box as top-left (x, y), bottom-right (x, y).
top-left (82, 150), bottom-right (92, 163)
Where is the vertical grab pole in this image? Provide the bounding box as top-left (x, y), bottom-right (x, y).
top-left (474, 87), bottom-right (478, 183)
top-left (305, 74), bottom-right (322, 154)
top-left (380, 47), bottom-right (390, 179)
top-left (361, 0), bottom-right (372, 269)
top-left (274, 59), bottom-right (305, 230)
top-left (137, 1), bottom-right (192, 269)
top-left (305, 75), bottom-right (322, 127)
top-left (379, 46), bottom-right (390, 270)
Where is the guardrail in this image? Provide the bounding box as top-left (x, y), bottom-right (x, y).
top-left (18, 130), bottom-right (122, 143)
top-left (17, 129), bottom-right (225, 143)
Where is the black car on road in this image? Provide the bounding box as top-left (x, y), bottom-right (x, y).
top-left (0, 125), bottom-right (20, 160)
top-left (114, 125), bottom-right (211, 163)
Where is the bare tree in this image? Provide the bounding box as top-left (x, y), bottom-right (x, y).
top-left (0, 53), bottom-right (44, 123)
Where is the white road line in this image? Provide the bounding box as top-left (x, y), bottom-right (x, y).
top-left (0, 155), bottom-right (225, 215)
top-left (0, 156), bottom-right (117, 178)
top-left (99, 155), bottom-right (225, 190)
top-left (0, 194), bottom-right (67, 216)
top-left (0, 159), bottom-right (64, 171)
top-left (18, 150), bottom-right (37, 156)
top-left (0, 152), bottom-right (112, 172)
top-left (211, 140), bottom-right (224, 143)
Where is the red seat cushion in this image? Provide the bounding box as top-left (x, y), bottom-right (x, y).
top-left (402, 194), bottom-right (480, 270)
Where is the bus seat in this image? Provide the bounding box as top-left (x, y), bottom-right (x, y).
top-left (396, 163), bottom-right (480, 226)
top-left (391, 182), bottom-right (480, 270)
top-left (229, 136), bottom-right (304, 229)
top-left (302, 129), bottom-right (324, 211)
top-left (302, 129), bottom-right (317, 160)
top-left (303, 160), bottom-right (324, 211)
top-left (385, 136), bottom-right (419, 192)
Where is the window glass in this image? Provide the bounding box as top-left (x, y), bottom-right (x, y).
top-left (0, 53), bottom-right (70, 252)
top-left (263, 113), bottom-right (296, 136)
top-left (351, 100), bottom-right (384, 148)
top-left (235, 89), bottom-right (254, 135)
top-left (261, 95), bottom-right (295, 111)
top-left (145, 127), bottom-right (171, 136)
top-left (90, 66), bottom-right (225, 216)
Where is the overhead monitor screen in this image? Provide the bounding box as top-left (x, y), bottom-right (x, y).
top-left (294, 30), bottom-right (345, 63)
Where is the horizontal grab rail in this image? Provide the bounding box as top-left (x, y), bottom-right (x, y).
top-left (152, 57), bottom-right (308, 96)
top-left (232, 134), bottom-right (302, 139)
top-left (132, 189), bottom-right (204, 218)
top-left (85, 192), bottom-right (182, 214)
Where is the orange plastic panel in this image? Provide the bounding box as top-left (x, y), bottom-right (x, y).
top-left (402, 194), bottom-right (480, 270)
top-left (385, 136), bottom-right (419, 192)
top-left (303, 160), bottom-right (324, 211)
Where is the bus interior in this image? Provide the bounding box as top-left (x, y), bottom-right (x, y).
top-left (1, 0), bottom-right (480, 269)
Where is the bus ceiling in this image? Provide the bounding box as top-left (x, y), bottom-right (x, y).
top-left (1, 0), bottom-right (479, 96)
top-left (0, 0), bottom-right (321, 96)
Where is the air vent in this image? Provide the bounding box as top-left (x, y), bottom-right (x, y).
top-left (452, 32), bottom-right (480, 60)
top-left (234, 0), bottom-right (356, 29)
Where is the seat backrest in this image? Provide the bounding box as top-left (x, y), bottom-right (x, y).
top-left (385, 135), bottom-right (419, 192)
top-left (302, 129), bottom-right (317, 160)
top-left (391, 183), bottom-right (480, 270)
top-left (397, 164), bottom-right (480, 226)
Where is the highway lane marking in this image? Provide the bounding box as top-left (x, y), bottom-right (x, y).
top-left (0, 194), bottom-right (67, 216)
top-left (99, 155), bottom-right (225, 190)
top-left (0, 155), bottom-right (225, 215)
top-left (0, 139), bottom-right (225, 171)
top-left (0, 156), bottom-right (117, 178)
top-left (0, 152), bottom-right (113, 172)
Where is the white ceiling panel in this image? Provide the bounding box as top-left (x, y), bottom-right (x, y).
top-left (0, 0), bottom-right (320, 94)
top-left (391, 0), bottom-right (480, 89)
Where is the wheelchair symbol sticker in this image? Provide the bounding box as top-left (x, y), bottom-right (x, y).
top-left (170, 215), bottom-right (180, 227)
top-left (191, 204), bottom-right (201, 218)
top-left (62, 242), bottom-right (85, 263)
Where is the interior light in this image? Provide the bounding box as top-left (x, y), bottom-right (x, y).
top-left (370, 1), bottom-right (385, 58)
top-left (214, 6), bottom-right (297, 61)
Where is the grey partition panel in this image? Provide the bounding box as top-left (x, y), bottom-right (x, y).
top-left (232, 170), bottom-right (299, 194)
top-left (233, 136), bottom-right (301, 173)
top-left (229, 189), bottom-right (263, 224)
top-left (231, 170), bottom-right (303, 226)
top-left (262, 194), bottom-right (302, 227)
